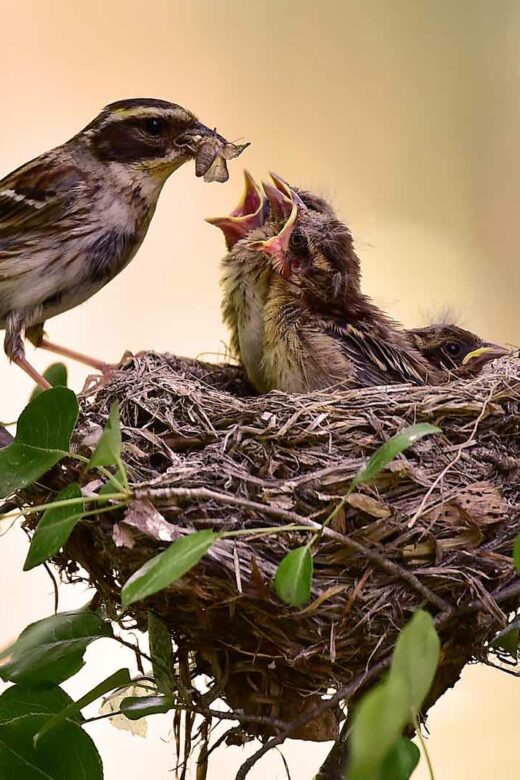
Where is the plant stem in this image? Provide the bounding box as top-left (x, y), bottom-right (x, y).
top-left (0, 493), bottom-right (128, 520)
top-left (67, 452), bottom-right (128, 495)
top-left (220, 524), bottom-right (312, 540)
top-left (414, 717), bottom-right (435, 780)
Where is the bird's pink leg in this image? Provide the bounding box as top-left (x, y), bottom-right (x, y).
top-left (35, 337), bottom-right (111, 375)
top-left (5, 315), bottom-right (52, 390)
top-left (13, 355), bottom-right (52, 389)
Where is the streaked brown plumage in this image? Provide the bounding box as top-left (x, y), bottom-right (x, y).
top-left (213, 173), bottom-right (335, 389)
top-left (247, 192), bottom-right (440, 393)
top-left (214, 176), bottom-right (509, 394)
top-left (0, 98), bottom-right (247, 388)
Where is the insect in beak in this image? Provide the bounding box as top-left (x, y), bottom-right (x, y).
top-left (175, 124), bottom-right (249, 182)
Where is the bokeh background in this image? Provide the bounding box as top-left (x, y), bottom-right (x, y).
top-left (1, 1), bottom-right (519, 777)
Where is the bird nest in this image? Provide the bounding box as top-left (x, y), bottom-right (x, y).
top-left (20, 352), bottom-right (520, 750)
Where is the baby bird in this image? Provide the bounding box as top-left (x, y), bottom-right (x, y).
top-left (215, 172), bottom-right (275, 388)
top-left (408, 323), bottom-right (509, 375)
top-left (254, 195), bottom-right (440, 393)
top-left (213, 173), bottom-right (335, 389)
top-left (0, 98), bottom-right (247, 388)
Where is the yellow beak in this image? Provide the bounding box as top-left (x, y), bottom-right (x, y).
top-left (462, 344), bottom-right (510, 367)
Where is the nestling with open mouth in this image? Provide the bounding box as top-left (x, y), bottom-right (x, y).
top-left (213, 172), bottom-right (335, 390)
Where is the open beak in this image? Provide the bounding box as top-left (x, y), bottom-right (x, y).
top-left (462, 343), bottom-right (510, 369)
top-left (248, 201), bottom-right (298, 278)
top-left (269, 172), bottom-right (307, 210)
top-left (262, 181), bottom-right (293, 221)
top-left (206, 170), bottom-right (266, 249)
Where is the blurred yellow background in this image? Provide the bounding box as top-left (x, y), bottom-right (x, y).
top-left (1, 1), bottom-right (519, 777)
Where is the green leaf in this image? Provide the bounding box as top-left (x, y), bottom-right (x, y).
top-left (121, 530), bottom-right (217, 608)
top-left (35, 668), bottom-right (131, 744)
top-left (390, 610), bottom-right (440, 718)
top-left (0, 388), bottom-right (79, 499)
top-left (0, 686), bottom-right (80, 723)
top-left (348, 675), bottom-right (408, 780)
top-left (0, 609), bottom-right (112, 686)
top-left (24, 484), bottom-right (84, 571)
top-left (380, 737), bottom-right (420, 780)
top-left (274, 546), bottom-right (313, 607)
top-left (348, 611), bottom-right (440, 780)
top-left (89, 401), bottom-right (122, 469)
top-left (30, 364), bottom-right (68, 400)
top-left (148, 613), bottom-right (176, 695)
top-left (351, 423), bottom-right (441, 489)
top-left (0, 715), bottom-right (102, 779)
top-left (120, 694), bottom-right (174, 720)
top-left (491, 622), bottom-right (520, 658)
top-left (513, 534), bottom-right (520, 573)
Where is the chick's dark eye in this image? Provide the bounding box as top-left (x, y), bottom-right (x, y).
top-left (289, 229), bottom-right (307, 252)
top-left (445, 342), bottom-right (461, 357)
top-left (142, 117), bottom-right (165, 137)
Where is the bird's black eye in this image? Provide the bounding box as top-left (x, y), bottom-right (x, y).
top-left (289, 228), bottom-right (307, 253)
top-left (142, 117), bottom-right (165, 137)
top-left (445, 342), bottom-right (462, 357)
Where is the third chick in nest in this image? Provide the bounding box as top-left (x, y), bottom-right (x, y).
top-left (408, 323), bottom-right (509, 375)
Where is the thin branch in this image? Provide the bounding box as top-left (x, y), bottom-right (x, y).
top-left (138, 485), bottom-right (450, 612)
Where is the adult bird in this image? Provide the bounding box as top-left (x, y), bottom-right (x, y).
top-left (408, 323), bottom-right (509, 375)
top-left (0, 98), bottom-right (247, 388)
top-left (252, 193), bottom-right (441, 393)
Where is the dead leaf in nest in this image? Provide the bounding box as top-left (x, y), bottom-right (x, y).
top-left (403, 528), bottom-right (484, 561)
top-left (404, 483), bottom-right (508, 561)
top-left (347, 493), bottom-right (391, 519)
top-left (451, 482), bottom-right (508, 525)
top-left (248, 557), bottom-right (270, 599)
top-left (330, 504), bottom-right (346, 533)
top-left (112, 523), bottom-right (135, 548)
top-left (426, 482), bottom-right (507, 531)
top-left (294, 584), bottom-right (346, 616)
top-left (259, 491), bottom-right (294, 511)
top-left (123, 499), bottom-right (179, 542)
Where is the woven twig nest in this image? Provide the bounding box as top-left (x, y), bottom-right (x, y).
top-left (21, 352), bottom-right (520, 746)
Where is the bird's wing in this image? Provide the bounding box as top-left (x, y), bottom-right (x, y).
top-left (325, 320), bottom-right (429, 385)
top-left (0, 151), bottom-right (86, 241)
